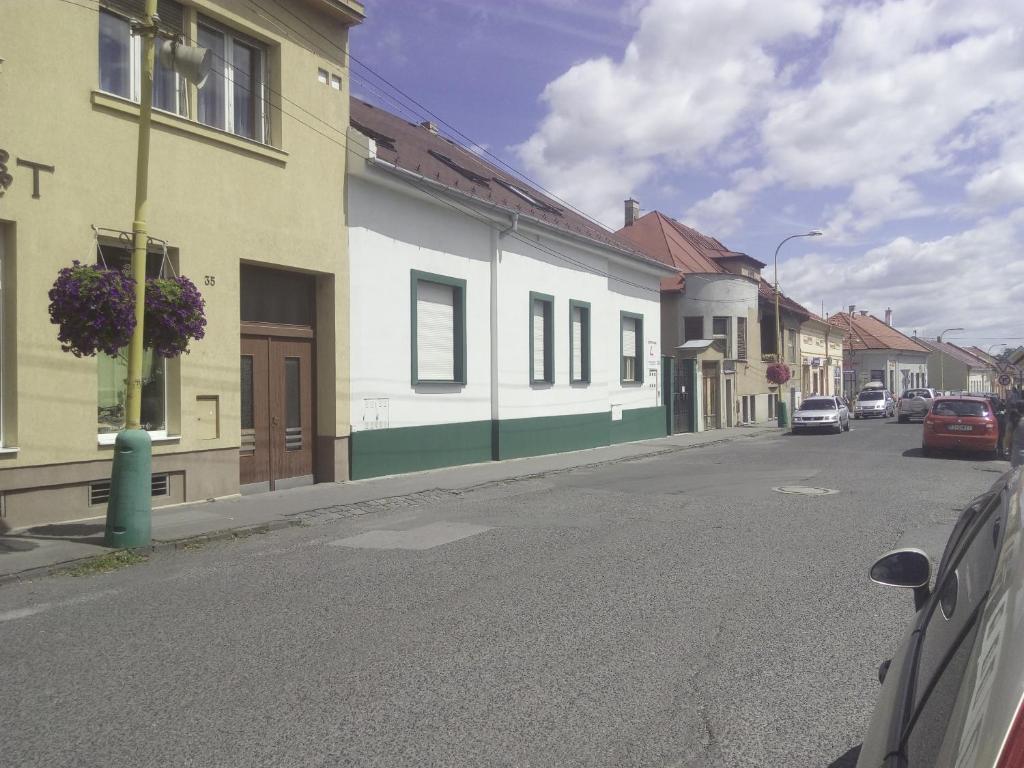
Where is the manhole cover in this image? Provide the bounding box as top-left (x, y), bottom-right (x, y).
top-left (772, 485), bottom-right (839, 496)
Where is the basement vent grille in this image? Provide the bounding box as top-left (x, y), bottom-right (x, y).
top-left (89, 474), bottom-right (170, 506)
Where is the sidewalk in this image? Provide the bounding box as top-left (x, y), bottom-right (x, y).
top-left (0, 423), bottom-right (780, 584)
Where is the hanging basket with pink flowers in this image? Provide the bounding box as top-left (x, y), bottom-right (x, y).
top-left (766, 362), bottom-right (792, 385)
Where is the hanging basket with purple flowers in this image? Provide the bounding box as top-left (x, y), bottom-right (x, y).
top-left (47, 261), bottom-right (136, 358)
top-left (144, 275), bottom-right (207, 358)
top-left (766, 362), bottom-right (792, 385)
top-left (49, 262), bottom-right (207, 359)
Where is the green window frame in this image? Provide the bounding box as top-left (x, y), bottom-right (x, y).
top-left (569, 299), bottom-right (591, 384)
top-left (620, 311), bottom-right (643, 385)
top-left (410, 269), bottom-right (467, 386)
top-left (529, 291), bottom-right (554, 385)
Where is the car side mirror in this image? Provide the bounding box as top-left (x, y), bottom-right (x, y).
top-left (870, 548), bottom-right (932, 611)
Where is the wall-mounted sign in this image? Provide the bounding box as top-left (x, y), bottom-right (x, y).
top-left (0, 150), bottom-right (12, 196)
top-left (0, 148), bottom-right (55, 199)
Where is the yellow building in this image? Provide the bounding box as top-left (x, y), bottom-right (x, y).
top-left (0, 0), bottom-right (363, 527)
top-left (798, 316), bottom-right (844, 397)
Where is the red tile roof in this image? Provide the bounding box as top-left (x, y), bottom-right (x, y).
top-left (350, 98), bottom-right (669, 272)
top-left (828, 312), bottom-right (930, 353)
top-left (616, 212), bottom-right (807, 317)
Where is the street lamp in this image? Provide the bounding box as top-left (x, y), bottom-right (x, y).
top-left (937, 327), bottom-right (964, 393)
top-left (773, 230), bottom-right (821, 428)
top-left (774, 231), bottom-right (822, 364)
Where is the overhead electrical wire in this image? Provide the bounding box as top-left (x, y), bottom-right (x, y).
top-left (49, 0), bottom-right (667, 294)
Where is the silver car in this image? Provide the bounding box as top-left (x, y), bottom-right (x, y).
top-left (897, 388), bottom-right (938, 423)
top-left (791, 396), bottom-right (850, 434)
top-left (857, 467), bottom-right (1024, 767)
top-left (855, 389), bottom-right (895, 419)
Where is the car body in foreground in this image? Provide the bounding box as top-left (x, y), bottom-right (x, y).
top-left (855, 389), bottom-right (895, 419)
top-left (791, 396), bottom-right (850, 434)
top-left (897, 388), bottom-right (938, 423)
top-left (857, 467), bottom-right (1024, 768)
top-left (922, 396), bottom-right (999, 458)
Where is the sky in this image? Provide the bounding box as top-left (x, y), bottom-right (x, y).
top-left (352, 0), bottom-right (1024, 351)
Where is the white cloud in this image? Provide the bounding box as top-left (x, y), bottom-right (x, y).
top-left (513, 0), bottom-right (1024, 341)
top-left (515, 0), bottom-right (825, 226)
top-left (777, 210), bottom-right (1024, 346)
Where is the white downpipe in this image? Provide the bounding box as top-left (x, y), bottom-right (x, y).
top-left (492, 214), bottom-right (518, 423)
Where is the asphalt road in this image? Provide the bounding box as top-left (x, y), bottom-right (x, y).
top-left (0, 417), bottom-right (1009, 767)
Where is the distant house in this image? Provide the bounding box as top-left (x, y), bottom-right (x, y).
top-left (828, 309), bottom-right (930, 396)
top-left (916, 339), bottom-right (994, 393)
top-left (345, 100), bottom-right (676, 479)
top-left (618, 206), bottom-right (784, 431)
top-left (798, 315), bottom-right (844, 398)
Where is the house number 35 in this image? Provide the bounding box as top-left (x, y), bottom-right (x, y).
top-left (204, 275), bottom-right (216, 286)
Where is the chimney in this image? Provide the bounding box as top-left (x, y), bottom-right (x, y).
top-left (859, 310), bottom-right (868, 316)
top-left (848, 304), bottom-right (855, 315)
top-left (420, 120), bottom-right (438, 134)
top-left (884, 308), bottom-right (893, 326)
top-left (624, 198), bottom-right (640, 227)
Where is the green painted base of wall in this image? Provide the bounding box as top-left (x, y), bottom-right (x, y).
top-left (610, 406), bottom-right (666, 445)
top-left (350, 406), bottom-right (667, 479)
top-left (350, 420), bottom-right (492, 480)
top-left (496, 411), bottom-right (610, 460)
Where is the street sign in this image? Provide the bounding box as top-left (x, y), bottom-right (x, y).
top-left (999, 373), bottom-right (1013, 386)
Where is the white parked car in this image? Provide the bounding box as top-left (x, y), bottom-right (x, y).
top-left (896, 388), bottom-right (938, 423)
top-left (791, 396), bottom-right (850, 434)
top-left (854, 389), bottom-right (895, 419)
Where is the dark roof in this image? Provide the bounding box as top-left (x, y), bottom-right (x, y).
top-left (350, 98), bottom-right (668, 271)
top-left (915, 338), bottom-right (991, 368)
top-left (964, 346), bottom-right (999, 367)
top-left (756, 279), bottom-right (812, 320)
top-left (828, 312), bottom-right (930, 353)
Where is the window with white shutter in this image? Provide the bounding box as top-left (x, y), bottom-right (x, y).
top-left (620, 312), bottom-right (643, 384)
top-left (569, 299), bottom-right (591, 383)
top-left (530, 293), bottom-right (554, 384)
top-left (411, 271), bottom-right (466, 385)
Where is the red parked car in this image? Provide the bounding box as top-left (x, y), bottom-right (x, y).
top-left (922, 396), bottom-right (999, 458)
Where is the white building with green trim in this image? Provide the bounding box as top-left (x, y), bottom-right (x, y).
top-left (346, 99), bottom-right (675, 479)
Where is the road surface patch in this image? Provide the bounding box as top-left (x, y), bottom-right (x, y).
top-left (328, 521), bottom-right (493, 550)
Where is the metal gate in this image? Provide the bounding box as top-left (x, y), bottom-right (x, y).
top-left (672, 358), bottom-right (695, 433)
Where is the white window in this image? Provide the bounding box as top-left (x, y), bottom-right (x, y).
top-left (417, 282), bottom-right (455, 381)
top-left (98, 2), bottom-right (188, 116)
top-left (96, 243), bottom-right (168, 441)
top-left (621, 313), bottom-right (642, 384)
top-left (530, 294), bottom-right (553, 384)
top-left (197, 18), bottom-right (268, 143)
top-left (412, 272), bottom-right (466, 384)
top-left (330, 74), bottom-right (342, 91)
top-left (317, 68), bottom-right (329, 85)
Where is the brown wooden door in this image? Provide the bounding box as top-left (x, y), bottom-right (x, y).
top-left (270, 338), bottom-right (314, 486)
top-left (240, 335), bottom-right (314, 489)
top-left (240, 336), bottom-right (270, 486)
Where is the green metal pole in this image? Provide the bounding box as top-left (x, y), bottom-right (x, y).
top-left (105, 0), bottom-right (157, 549)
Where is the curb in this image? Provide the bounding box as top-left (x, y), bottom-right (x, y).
top-left (0, 518), bottom-right (304, 587)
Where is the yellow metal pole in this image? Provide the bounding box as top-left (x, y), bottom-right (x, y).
top-left (105, 0), bottom-right (157, 548)
top-left (125, 0), bottom-right (158, 429)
